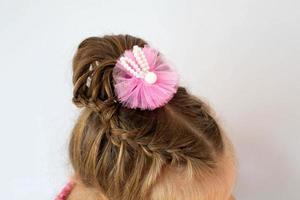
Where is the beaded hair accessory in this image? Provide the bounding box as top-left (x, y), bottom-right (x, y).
top-left (112, 45), bottom-right (179, 110)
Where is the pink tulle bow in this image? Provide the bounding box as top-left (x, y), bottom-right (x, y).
top-left (112, 45), bottom-right (179, 110)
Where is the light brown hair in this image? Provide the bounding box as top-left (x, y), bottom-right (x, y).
top-left (69, 34), bottom-right (235, 200)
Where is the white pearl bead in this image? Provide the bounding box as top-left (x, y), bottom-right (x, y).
top-left (144, 72), bottom-right (157, 84)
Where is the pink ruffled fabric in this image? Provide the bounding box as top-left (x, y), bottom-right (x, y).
top-left (112, 46), bottom-right (179, 110)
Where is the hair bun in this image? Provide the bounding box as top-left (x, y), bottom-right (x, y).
top-left (71, 35), bottom-right (147, 113)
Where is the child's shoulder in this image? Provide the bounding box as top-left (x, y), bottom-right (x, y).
top-left (59, 177), bottom-right (106, 200)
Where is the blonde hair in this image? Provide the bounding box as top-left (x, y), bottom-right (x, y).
top-left (69, 34), bottom-right (236, 200)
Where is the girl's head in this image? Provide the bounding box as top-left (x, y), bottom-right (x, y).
top-left (69, 34), bottom-right (236, 200)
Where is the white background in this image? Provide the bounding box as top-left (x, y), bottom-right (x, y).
top-left (0, 0), bottom-right (299, 199)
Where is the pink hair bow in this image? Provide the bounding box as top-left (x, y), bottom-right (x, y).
top-left (112, 45), bottom-right (179, 110)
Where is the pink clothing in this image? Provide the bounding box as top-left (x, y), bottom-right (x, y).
top-left (55, 181), bottom-right (75, 200)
